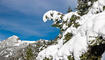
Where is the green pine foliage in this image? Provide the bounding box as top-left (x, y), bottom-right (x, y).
top-left (70, 15), bottom-right (80, 22)
top-left (51, 19), bottom-right (63, 29)
top-left (52, 23), bottom-right (61, 28)
top-left (67, 7), bottom-right (72, 13)
top-left (103, 6), bottom-right (105, 10)
top-left (89, 36), bottom-right (105, 46)
top-left (80, 36), bottom-right (105, 60)
top-left (77, 0), bottom-right (90, 16)
top-left (68, 15), bottom-right (80, 28)
top-left (80, 45), bottom-right (104, 60)
top-left (43, 57), bottom-right (53, 60)
top-left (26, 47), bottom-right (34, 60)
top-left (73, 22), bottom-right (80, 28)
top-left (77, 0), bottom-right (98, 16)
top-left (64, 33), bottom-right (73, 43)
top-left (43, 57), bottom-right (50, 60)
top-left (67, 56), bottom-right (74, 60)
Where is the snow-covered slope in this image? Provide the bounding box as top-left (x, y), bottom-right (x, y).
top-left (0, 35), bottom-right (36, 58)
top-left (37, 0), bottom-right (105, 60)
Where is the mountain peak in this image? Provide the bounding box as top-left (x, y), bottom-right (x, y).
top-left (8, 35), bottom-right (19, 39)
top-left (6, 35), bottom-right (20, 43)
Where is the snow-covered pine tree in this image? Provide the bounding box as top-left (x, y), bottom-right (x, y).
top-left (37, 0), bottom-right (105, 60)
top-left (77, 0), bottom-right (97, 16)
top-left (67, 7), bottom-right (72, 13)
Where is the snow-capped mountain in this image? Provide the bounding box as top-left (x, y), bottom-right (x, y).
top-left (0, 35), bottom-right (36, 59)
top-left (0, 35), bottom-right (55, 60)
top-left (0, 35), bottom-right (35, 48)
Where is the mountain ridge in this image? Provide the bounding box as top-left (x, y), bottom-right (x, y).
top-left (0, 35), bottom-right (55, 60)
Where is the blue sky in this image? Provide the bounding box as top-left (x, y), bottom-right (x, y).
top-left (0, 0), bottom-right (77, 41)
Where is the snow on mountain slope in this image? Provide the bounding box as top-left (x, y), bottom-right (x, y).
top-left (37, 0), bottom-right (105, 60)
top-left (0, 35), bottom-right (36, 57)
top-left (0, 35), bottom-right (35, 48)
top-left (0, 35), bottom-right (56, 60)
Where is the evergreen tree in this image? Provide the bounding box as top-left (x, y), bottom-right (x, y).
top-left (77, 0), bottom-right (97, 16)
top-left (26, 47), bottom-right (34, 60)
top-left (42, 0), bottom-right (105, 60)
top-left (67, 7), bottom-right (72, 13)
